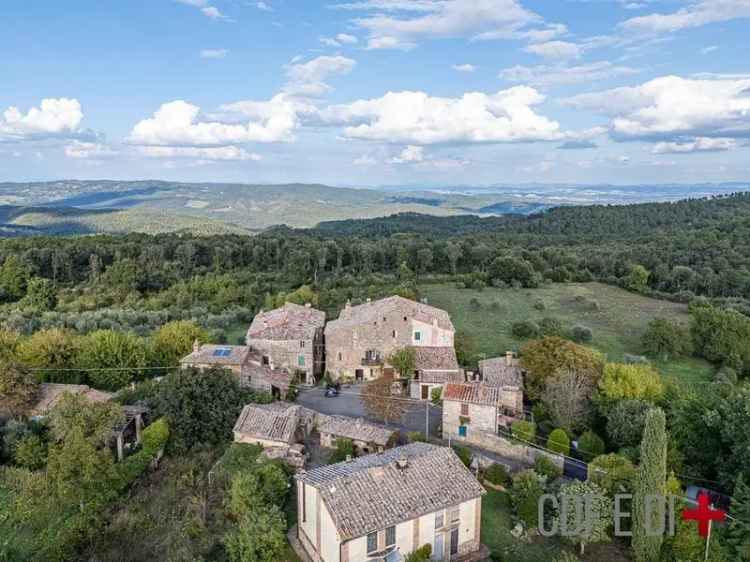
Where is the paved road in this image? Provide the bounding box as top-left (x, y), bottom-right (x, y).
top-left (296, 385), bottom-right (442, 437)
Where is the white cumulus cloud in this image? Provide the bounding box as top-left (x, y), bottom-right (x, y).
top-left (390, 145), bottom-right (424, 163)
top-left (1, 98), bottom-right (87, 142)
top-left (565, 75), bottom-right (750, 142)
top-left (524, 40), bottom-right (582, 60)
top-left (64, 141), bottom-right (118, 159)
top-left (452, 63), bottom-right (477, 72)
top-left (283, 55), bottom-right (356, 97)
top-left (128, 96), bottom-right (303, 146)
top-left (174, 0), bottom-right (229, 20)
top-left (319, 87), bottom-right (565, 144)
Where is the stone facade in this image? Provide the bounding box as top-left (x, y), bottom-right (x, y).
top-left (325, 296), bottom-right (455, 382)
top-left (247, 302), bottom-right (326, 386)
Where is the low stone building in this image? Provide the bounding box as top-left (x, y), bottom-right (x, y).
top-left (30, 383), bottom-right (148, 462)
top-left (246, 302), bottom-right (326, 386)
top-left (180, 342), bottom-right (293, 399)
top-left (442, 382), bottom-right (524, 442)
top-left (295, 442), bottom-right (487, 562)
top-left (409, 346), bottom-right (464, 401)
top-left (477, 352), bottom-right (523, 388)
top-left (325, 296), bottom-right (456, 382)
top-left (317, 415), bottom-right (396, 455)
top-left (233, 402), bottom-right (314, 468)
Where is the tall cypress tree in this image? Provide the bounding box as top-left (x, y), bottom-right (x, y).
top-left (727, 473), bottom-right (750, 561)
top-left (633, 408), bottom-right (667, 562)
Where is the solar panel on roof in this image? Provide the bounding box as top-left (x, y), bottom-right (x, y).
top-left (213, 348), bottom-right (231, 357)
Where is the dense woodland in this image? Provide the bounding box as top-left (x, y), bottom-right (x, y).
top-left (1, 193), bottom-right (750, 562)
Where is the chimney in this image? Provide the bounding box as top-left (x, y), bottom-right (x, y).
top-left (193, 339), bottom-right (201, 353)
top-left (345, 454), bottom-right (352, 462)
top-left (345, 299), bottom-right (351, 309)
top-left (506, 351), bottom-right (514, 366)
top-left (366, 297), bottom-right (372, 303)
top-left (396, 456), bottom-right (408, 469)
top-left (305, 302), bottom-right (311, 308)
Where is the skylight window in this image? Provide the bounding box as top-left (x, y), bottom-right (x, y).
top-left (213, 348), bottom-right (232, 357)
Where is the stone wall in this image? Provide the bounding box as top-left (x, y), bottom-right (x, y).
top-left (247, 328), bottom-right (323, 384)
top-left (464, 431), bottom-right (564, 470)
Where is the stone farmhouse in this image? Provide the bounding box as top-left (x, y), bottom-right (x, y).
top-left (180, 342), bottom-right (293, 399)
top-left (317, 415), bottom-right (397, 455)
top-left (409, 346), bottom-right (464, 401)
top-left (477, 352), bottom-right (523, 388)
top-left (325, 296), bottom-right (457, 383)
top-left (442, 382), bottom-right (524, 443)
top-left (295, 442), bottom-right (487, 562)
top-left (247, 302), bottom-right (326, 386)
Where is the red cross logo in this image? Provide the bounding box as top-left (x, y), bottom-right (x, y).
top-left (681, 492), bottom-right (726, 538)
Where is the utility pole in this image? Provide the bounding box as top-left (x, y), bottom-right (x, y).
top-left (425, 401), bottom-right (430, 438)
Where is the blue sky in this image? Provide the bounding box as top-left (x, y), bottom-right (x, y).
top-left (1, 0), bottom-right (749, 186)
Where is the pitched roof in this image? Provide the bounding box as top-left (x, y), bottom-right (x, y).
top-left (233, 402), bottom-right (302, 444)
top-left (317, 415), bottom-right (395, 447)
top-left (413, 346), bottom-right (460, 372)
top-left (180, 344), bottom-right (250, 366)
top-left (478, 356), bottom-right (523, 388)
top-left (31, 383), bottom-right (113, 416)
top-left (244, 359), bottom-right (294, 389)
top-left (297, 443), bottom-right (484, 541)
top-left (327, 296), bottom-right (454, 332)
top-left (443, 382), bottom-right (506, 407)
top-left (247, 302), bottom-right (326, 341)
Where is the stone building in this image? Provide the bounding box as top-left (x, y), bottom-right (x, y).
top-left (409, 346), bottom-right (464, 401)
top-left (477, 352), bottom-right (523, 388)
top-left (442, 382), bottom-right (524, 442)
top-left (180, 342), bottom-right (292, 399)
top-left (294, 442), bottom-right (487, 562)
top-left (325, 296), bottom-right (456, 382)
top-left (317, 415), bottom-right (396, 455)
top-left (246, 302), bottom-right (326, 386)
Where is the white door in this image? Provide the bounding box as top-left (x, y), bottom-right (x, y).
top-left (433, 534), bottom-right (444, 560)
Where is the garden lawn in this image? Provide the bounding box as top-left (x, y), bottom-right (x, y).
top-left (421, 282), bottom-right (714, 386)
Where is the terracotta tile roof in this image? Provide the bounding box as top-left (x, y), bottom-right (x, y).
top-left (327, 296), bottom-right (454, 332)
top-left (443, 382), bottom-right (506, 407)
top-left (180, 344), bottom-right (250, 366)
top-left (478, 356), bottom-right (523, 388)
top-left (297, 443), bottom-right (485, 541)
top-left (317, 415), bottom-right (395, 447)
top-left (247, 302), bottom-right (325, 341)
top-left (31, 383), bottom-right (113, 416)
top-left (233, 402), bottom-right (302, 444)
top-left (413, 346), bottom-right (460, 372)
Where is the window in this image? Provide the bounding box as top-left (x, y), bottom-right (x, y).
top-left (298, 355), bottom-right (305, 366)
top-left (386, 526), bottom-right (396, 547)
top-left (338, 351), bottom-right (343, 361)
top-left (367, 532), bottom-right (378, 554)
top-left (435, 511), bottom-right (444, 529)
top-left (414, 331), bottom-right (421, 341)
top-left (392, 330), bottom-right (397, 338)
top-left (458, 425), bottom-right (467, 438)
top-left (262, 355), bottom-right (269, 365)
top-left (300, 340), bottom-right (305, 348)
top-left (450, 508), bottom-right (460, 523)
top-left (460, 403), bottom-right (469, 416)
top-left (403, 316), bottom-right (407, 321)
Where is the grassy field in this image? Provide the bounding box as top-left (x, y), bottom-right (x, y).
top-left (421, 282), bottom-right (714, 385)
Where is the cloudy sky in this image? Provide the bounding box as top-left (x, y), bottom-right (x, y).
top-left (2, 0), bottom-right (750, 186)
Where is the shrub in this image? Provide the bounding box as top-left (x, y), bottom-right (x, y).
top-left (533, 300), bottom-right (546, 311)
top-left (405, 544), bottom-right (432, 562)
top-left (547, 429), bottom-right (570, 456)
top-left (578, 430), bottom-right (605, 462)
top-left (511, 420), bottom-right (536, 442)
top-left (571, 325), bottom-right (593, 344)
top-left (599, 363), bottom-right (664, 403)
top-left (452, 445), bottom-right (472, 467)
top-left (553, 553), bottom-right (581, 562)
top-left (469, 298), bottom-right (481, 310)
top-left (539, 317), bottom-right (564, 337)
top-left (329, 438), bottom-right (355, 464)
top-left (142, 418), bottom-right (170, 454)
top-left (430, 387), bottom-right (443, 405)
top-left (511, 469), bottom-right (546, 528)
top-left (407, 432), bottom-right (427, 443)
top-left (588, 453), bottom-right (636, 497)
top-left (13, 433), bottom-right (48, 470)
top-left (535, 455), bottom-right (562, 479)
top-left (606, 399), bottom-right (650, 449)
top-left (512, 320), bottom-right (540, 339)
top-left (485, 463), bottom-right (511, 486)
